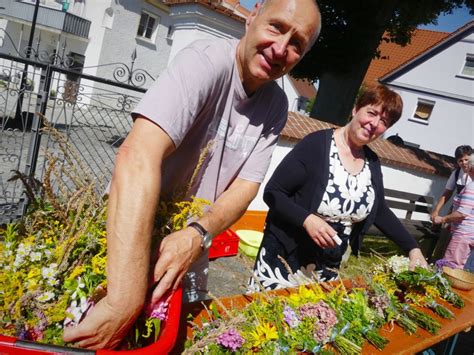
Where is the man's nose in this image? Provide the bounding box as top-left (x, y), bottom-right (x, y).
top-left (273, 36), bottom-right (290, 57)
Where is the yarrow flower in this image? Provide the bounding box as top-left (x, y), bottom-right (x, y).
top-left (299, 301), bottom-right (338, 343)
top-left (217, 328), bottom-right (244, 351)
top-left (283, 305), bottom-right (299, 328)
top-left (387, 255), bottom-right (410, 274)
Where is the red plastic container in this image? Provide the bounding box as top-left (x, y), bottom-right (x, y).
top-left (208, 229), bottom-right (240, 259)
top-left (0, 286), bottom-right (182, 355)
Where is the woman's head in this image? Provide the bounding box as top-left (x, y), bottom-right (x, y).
top-left (468, 154), bottom-right (474, 178)
top-left (354, 85), bottom-right (403, 128)
top-left (455, 145), bottom-right (472, 173)
top-left (346, 85), bottom-right (403, 147)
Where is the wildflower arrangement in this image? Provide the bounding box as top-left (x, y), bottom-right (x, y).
top-left (185, 255), bottom-right (465, 354)
top-left (0, 120), bottom-right (210, 349)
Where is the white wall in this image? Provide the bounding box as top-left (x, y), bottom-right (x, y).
top-left (248, 137), bottom-right (450, 221)
top-left (383, 30), bottom-right (474, 156)
top-left (168, 4), bottom-right (244, 62)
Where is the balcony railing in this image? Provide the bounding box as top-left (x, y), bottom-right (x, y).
top-left (0, 1), bottom-right (91, 39)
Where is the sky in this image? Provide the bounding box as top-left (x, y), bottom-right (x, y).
top-left (239, 1), bottom-right (472, 33)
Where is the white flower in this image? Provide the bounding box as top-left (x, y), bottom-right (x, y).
top-left (30, 251), bottom-right (42, 262)
top-left (38, 291), bottom-right (55, 302)
top-left (41, 264), bottom-right (58, 279)
top-left (387, 255), bottom-right (410, 274)
top-left (47, 278), bottom-right (59, 286)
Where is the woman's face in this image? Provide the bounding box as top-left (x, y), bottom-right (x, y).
top-left (348, 103), bottom-right (390, 146)
top-left (457, 154), bottom-right (470, 173)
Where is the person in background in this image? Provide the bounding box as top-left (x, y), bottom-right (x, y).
top-left (249, 85), bottom-right (427, 291)
top-left (63, 0), bottom-right (322, 349)
top-left (434, 154), bottom-right (474, 270)
top-left (431, 145), bottom-right (472, 222)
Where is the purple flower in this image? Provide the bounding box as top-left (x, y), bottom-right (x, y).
top-left (435, 259), bottom-right (458, 270)
top-left (149, 300), bottom-right (169, 321)
top-left (217, 328), bottom-right (244, 351)
top-left (299, 301), bottom-right (338, 343)
top-left (283, 305), bottom-right (300, 328)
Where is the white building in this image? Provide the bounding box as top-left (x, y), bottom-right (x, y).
top-left (380, 21), bottom-right (474, 156)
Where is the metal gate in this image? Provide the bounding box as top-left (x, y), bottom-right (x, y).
top-left (0, 31), bottom-right (155, 223)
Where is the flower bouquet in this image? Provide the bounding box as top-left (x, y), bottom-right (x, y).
top-left (0, 122), bottom-right (209, 352)
top-left (185, 255), bottom-right (465, 354)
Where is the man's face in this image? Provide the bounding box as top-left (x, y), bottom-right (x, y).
top-left (237, 0), bottom-right (320, 94)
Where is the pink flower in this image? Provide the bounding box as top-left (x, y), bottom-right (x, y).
top-left (149, 300), bottom-right (169, 321)
top-left (217, 328), bottom-right (244, 351)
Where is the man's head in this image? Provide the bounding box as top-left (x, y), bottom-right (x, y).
top-left (237, 0), bottom-right (321, 94)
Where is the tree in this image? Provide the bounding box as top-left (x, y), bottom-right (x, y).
top-left (291, 0), bottom-right (474, 126)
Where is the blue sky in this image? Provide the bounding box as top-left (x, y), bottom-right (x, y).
top-left (239, 1), bottom-right (472, 33)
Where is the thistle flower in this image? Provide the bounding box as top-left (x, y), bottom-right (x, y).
top-left (217, 328), bottom-right (244, 351)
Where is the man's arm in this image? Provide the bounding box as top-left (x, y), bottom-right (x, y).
top-left (151, 177), bottom-right (259, 303)
top-left (63, 118), bottom-right (175, 349)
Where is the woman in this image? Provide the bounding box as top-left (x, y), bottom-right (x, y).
top-left (249, 85), bottom-right (427, 291)
top-left (431, 145), bottom-right (472, 222)
top-left (434, 154), bottom-right (474, 270)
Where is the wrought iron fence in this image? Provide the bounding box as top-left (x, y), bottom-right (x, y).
top-left (0, 37), bottom-right (155, 223)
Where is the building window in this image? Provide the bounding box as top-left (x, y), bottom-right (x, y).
top-left (412, 99), bottom-right (434, 122)
top-left (137, 12), bottom-right (157, 40)
top-left (461, 54), bottom-right (474, 77)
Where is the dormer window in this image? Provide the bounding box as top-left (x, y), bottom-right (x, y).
top-left (137, 12), bottom-right (157, 40)
top-left (411, 99), bottom-right (434, 123)
top-left (461, 54), bottom-right (474, 77)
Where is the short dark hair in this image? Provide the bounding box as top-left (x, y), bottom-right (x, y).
top-left (454, 145), bottom-right (472, 159)
top-left (354, 85), bottom-right (403, 127)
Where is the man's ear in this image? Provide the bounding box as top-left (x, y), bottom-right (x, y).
top-left (246, 2), bottom-right (261, 29)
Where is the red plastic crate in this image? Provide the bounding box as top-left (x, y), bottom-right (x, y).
top-left (0, 286), bottom-right (182, 355)
top-left (209, 229), bottom-right (240, 259)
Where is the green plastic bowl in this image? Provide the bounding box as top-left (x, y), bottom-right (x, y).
top-left (236, 230), bottom-right (264, 257)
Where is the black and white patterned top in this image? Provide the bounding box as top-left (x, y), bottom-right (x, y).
top-left (316, 137), bottom-right (375, 239)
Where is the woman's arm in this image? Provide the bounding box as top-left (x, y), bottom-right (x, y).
top-left (263, 137), bottom-right (313, 227)
top-left (431, 189), bottom-right (454, 222)
top-left (433, 211), bottom-right (466, 224)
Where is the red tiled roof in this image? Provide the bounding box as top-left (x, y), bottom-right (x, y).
top-left (363, 29), bottom-right (449, 87)
top-left (281, 112), bottom-right (455, 176)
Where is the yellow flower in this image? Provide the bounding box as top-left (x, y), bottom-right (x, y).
top-left (68, 265), bottom-right (85, 280)
top-left (249, 322), bottom-right (278, 348)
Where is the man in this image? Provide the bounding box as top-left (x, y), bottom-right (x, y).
top-left (63, 0), bottom-right (321, 349)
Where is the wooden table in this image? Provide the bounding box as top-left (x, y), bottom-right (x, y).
top-left (171, 286), bottom-right (474, 354)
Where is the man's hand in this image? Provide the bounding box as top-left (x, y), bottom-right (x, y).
top-left (62, 296), bottom-right (141, 350)
top-left (303, 214), bottom-right (337, 248)
top-left (151, 227), bottom-right (203, 304)
top-left (408, 248), bottom-right (428, 270)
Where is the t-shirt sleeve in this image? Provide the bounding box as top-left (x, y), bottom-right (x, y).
top-left (456, 183), bottom-right (474, 216)
top-left (237, 97), bottom-right (288, 183)
top-left (445, 170), bottom-right (456, 190)
top-left (131, 45), bottom-right (219, 147)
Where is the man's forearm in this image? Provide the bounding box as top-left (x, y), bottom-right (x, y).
top-left (198, 178), bottom-right (259, 237)
top-left (106, 149), bottom-right (160, 311)
top-left (105, 118), bottom-right (174, 311)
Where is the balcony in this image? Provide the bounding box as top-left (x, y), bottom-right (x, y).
top-left (0, 1), bottom-right (91, 39)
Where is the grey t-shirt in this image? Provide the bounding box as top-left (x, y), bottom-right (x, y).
top-left (132, 38), bottom-right (288, 203)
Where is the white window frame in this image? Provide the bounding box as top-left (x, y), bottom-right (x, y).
top-left (136, 11), bottom-right (159, 41)
top-left (409, 98), bottom-right (435, 125)
top-left (457, 54), bottom-right (474, 79)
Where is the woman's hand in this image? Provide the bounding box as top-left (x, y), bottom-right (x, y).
top-left (303, 214), bottom-right (337, 248)
top-left (408, 248), bottom-right (428, 270)
top-left (433, 215), bottom-right (445, 225)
